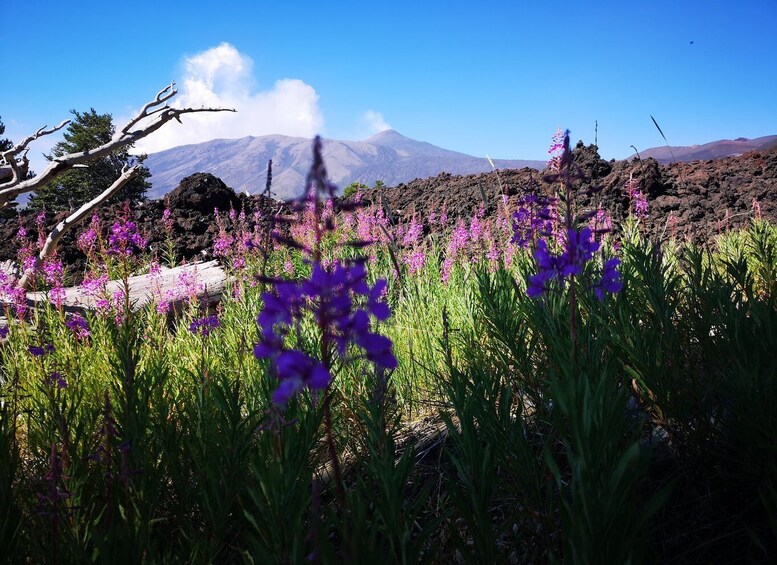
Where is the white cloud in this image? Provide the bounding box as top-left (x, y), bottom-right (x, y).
top-left (362, 110), bottom-right (392, 135)
top-left (131, 43), bottom-right (324, 154)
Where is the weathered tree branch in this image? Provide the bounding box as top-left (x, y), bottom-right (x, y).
top-left (120, 83), bottom-right (177, 135)
top-left (0, 121), bottom-right (69, 186)
top-left (18, 165), bottom-right (140, 289)
top-left (4, 83), bottom-right (236, 290)
top-left (0, 82), bottom-right (235, 209)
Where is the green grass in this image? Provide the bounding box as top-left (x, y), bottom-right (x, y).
top-left (1, 209), bottom-right (776, 563)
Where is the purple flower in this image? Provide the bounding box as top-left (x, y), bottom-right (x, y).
top-left (526, 228), bottom-right (620, 299)
top-left (213, 233), bottom-right (234, 257)
top-left (633, 192), bottom-right (649, 218)
top-left (47, 371), bottom-right (67, 389)
top-left (594, 258), bottom-right (623, 300)
top-left (559, 227), bottom-right (599, 277)
top-left (189, 314), bottom-right (220, 336)
top-left (65, 314), bottom-right (90, 340)
top-left (547, 128), bottom-right (568, 171)
top-left (355, 331), bottom-right (397, 369)
top-left (29, 344), bottom-right (54, 357)
top-left (526, 240), bottom-right (562, 297)
top-left (469, 210), bottom-right (485, 243)
top-left (254, 137), bottom-right (396, 406)
top-left (511, 194), bottom-right (556, 248)
top-left (272, 350), bottom-right (331, 404)
top-left (254, 260), bottom-right (396, 405)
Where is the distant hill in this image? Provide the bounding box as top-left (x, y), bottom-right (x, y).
top-left (142, 130), bottom-right (546, 200)
top-left (632, 135), bottom-right (777, 163)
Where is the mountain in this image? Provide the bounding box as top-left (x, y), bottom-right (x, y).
top-left (633, 135), bottom-right (777, 163)
top-left (142, 130), bottom-right (546, 200)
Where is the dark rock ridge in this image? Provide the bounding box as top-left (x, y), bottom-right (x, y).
top-left (0, 146), bottom-right (775, 284)
top-left (358, 141), bottom-right (777, 244)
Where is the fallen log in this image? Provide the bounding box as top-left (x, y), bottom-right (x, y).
top-left (2, 260), bottom-right (229, 316)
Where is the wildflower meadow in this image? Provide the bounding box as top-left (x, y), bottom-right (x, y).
top-left (1, 132), bottom-right (776, 563)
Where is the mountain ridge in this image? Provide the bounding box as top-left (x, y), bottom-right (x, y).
top-left (631, 135), bottom-right (777, 163)
top-left (142, 130), bottom-right (545, 200)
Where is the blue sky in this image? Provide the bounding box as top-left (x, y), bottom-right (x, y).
top-left (2, 0), bottom-right (776, 176)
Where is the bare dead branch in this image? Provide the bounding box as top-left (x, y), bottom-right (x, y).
top-left (0, 86), bottom-right (235, 208)
top-left (17, 165), bottom-right (140, 289)
top-left (0, 120), bottom-right (69, 187)
top-left (119, 82), bottom-right (177, 136)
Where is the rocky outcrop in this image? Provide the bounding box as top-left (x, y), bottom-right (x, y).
top-left (360, 143), bottom-right (777, 244)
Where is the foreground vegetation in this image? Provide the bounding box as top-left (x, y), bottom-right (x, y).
top-left (1, 136), bottom-right (776, 564)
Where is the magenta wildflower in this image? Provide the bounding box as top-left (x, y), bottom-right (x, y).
top-left (402, 216), bottom-right (423, 247)
top-left (625, 174), bottom-right (648, 219)
top-left (469, 208), bottom-right (485, 243)
top-left (77, 228), bottom-right (98, 255)
top-left (547, 127), bottom-right (566, 172)
top-left (213, 232), bottom-right (234, 257)
top-left (591, 205), bottom-right (613, 235)
top-left (77, 213), bottom-right (103, 258)
top-left (80, 274), bottom-right (109, 297)
top-left (162, 207), bottom-right (175, 234)
top-left (42, 257), bottom-right (64, 285)
top-left (108, 217), bottom-right (146, 256)
top-left (633, 192), bottom-right (648, 218)
top-left (36, 211), bottom-right (47, 250)
top-left (450, 220), bottom-right (469, 253)
top-left (175, 268), bottom-right (203, 303)
top-left (405, 250), bottom-right (427, 275)
top-left (486, 240), bottom-right (501, 272)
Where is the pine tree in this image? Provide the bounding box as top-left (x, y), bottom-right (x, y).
top-left (0, 116), bottom-right (12, 152)
top-left (29, 109), bottom-right (150, 211)
top-left (1, 116), bottom-right (23, 217)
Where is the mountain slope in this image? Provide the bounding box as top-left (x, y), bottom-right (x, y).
top-left (633, 135), bottom-right (777, 163)
top-left (142, 130), bottom-right (545, 200)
